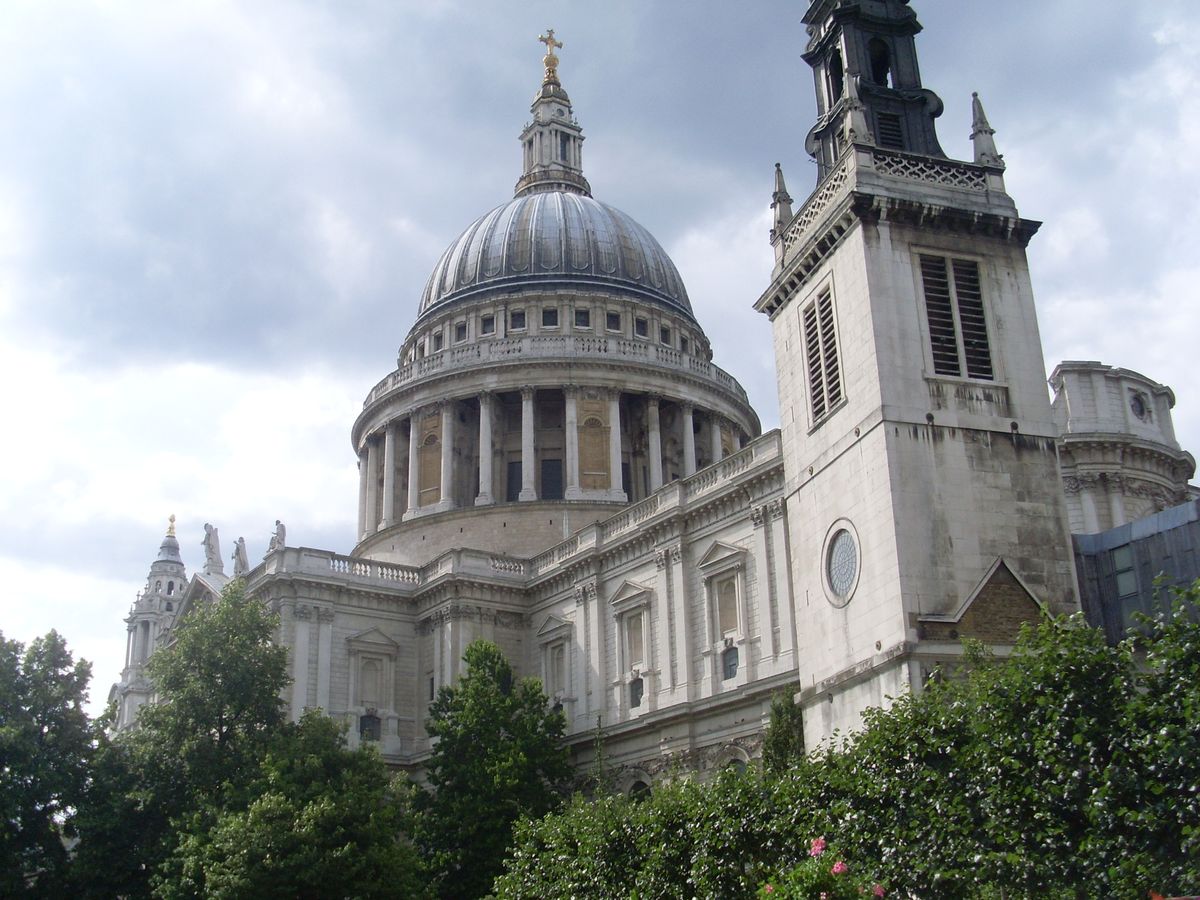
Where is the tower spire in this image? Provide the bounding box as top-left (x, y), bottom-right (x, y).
top-left (770, 163), bottom-right (794, 237)
top-left (970, 92), bottom-right (1004, 169)
top-left (514, 30), bottom-right (592, 198)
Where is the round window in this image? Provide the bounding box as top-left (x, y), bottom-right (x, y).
top-left (826, 528), bottom-right (858, 605)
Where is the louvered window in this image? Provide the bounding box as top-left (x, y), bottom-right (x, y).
top-left (876, 112), bottom-right (904, 150)
top-left (919, 255), bottom-right (993, 380)
top-left (801, 289), bottom-right (844, 424)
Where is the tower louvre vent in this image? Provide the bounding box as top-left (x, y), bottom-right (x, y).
top-left (876, 112), bottom-right (904, 150)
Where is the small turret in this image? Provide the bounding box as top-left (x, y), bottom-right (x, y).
top-left (514, 30), bottom-right (592, 198)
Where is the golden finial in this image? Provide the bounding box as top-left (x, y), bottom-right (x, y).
top-left (167, 514), bottom-right (176, 537)
top-left (538, 29), bottom-right (563, 86)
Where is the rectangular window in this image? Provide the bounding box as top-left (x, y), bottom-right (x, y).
top-left (680, 336), bottom-right (689, 354)
top-left (660, 326), bottom-right (671, 345)
top-left (721, 646), bottom-right (739, 681)
top-left (510, 309), bottom-right (526, 331)
top-left (626, 611), bottom-right (644, 669)
top-left (801, 288), bottom-right (843, 423)
top-left (432, 332), bottom-right (444, 352)
top-left (919, 255), bottom-right (993, 380)
top-left (540, 458), bottom-right (563, 500)
top-left (547, 643), bottom-right (565, 695)
top-left (559, 132), bottom-right (570, 162)
top-left (542, 307), bottom-right (559, 328)
top-left (1113, 545), bottom-right (1138, 598)
top-left (454, 322), bottom-right (467, 343)
top-left (480, 314), bottom-right (495, 335)
top-left (574, 308), bottom-right (590, 328)
top-left (715, 573), bottom-right (738, 637)
top-left (635, 317), bottom-right (648, 338)
top-left (606, 311), bottom-right (622, 332)
top-left (505, 460), bottom-right (522, 503)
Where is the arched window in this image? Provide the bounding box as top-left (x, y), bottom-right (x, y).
top-left (166, 581), bottom-right (174, 595)
top-left (827, 49), bottom-right (845, 103)
top-left (629, 676), bottom-right (644, 709)
top-left (629, 780), bottom-right (650, 800)
top-left (155, 580), bottom-right (162, 592)
top-left (869, 38), bottom-right (893, 87)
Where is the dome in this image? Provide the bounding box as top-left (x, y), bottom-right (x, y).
top-left (418, 191), bottom-right (693, 320)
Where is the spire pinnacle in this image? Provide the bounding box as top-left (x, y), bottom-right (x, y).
top-left (970, 92), bottom-right (1004, 169)
top-left (771, 162), bottom-right (794, 235)
top-left (538, 29), bottom-right (563, 87)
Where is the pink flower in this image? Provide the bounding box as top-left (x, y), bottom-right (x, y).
top-left (809, 836), bottom-right (827, 857)
top-left (831, 860), bottom-right (849, 876)
top-left (873, 885), bottom-right (885, 898)
top-left (819, 894), bottom-right (828, 900)
top-left (764, 887), bottom-right (774, 895)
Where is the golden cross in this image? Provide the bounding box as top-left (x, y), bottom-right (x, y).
top-left (538, 29), bottom-right (563, 55)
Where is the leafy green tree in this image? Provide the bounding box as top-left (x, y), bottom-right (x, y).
top-left (0, 630), bottom-right (91, 897)
top-left (418, 639), bottom-right (570, 898)
top-left (761, 689), bottom-right (804, 775)
top-left (71, 580), bottom-right (289, 896)
top-left (163, 713), bottom-right (426, 900)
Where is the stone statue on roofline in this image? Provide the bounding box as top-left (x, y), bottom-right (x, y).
top-left (266, 519), bottom-right (286, 555)
top-left (202, 523), bottom-right (225, 576)
top-left (232, 537), bottom-right (249, 577)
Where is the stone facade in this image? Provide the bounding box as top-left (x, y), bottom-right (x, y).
top-left (111, 4), bottom-right (1197, 784)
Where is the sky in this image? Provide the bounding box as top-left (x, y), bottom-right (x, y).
top-left (2, 0), bottom-right (1199, 714)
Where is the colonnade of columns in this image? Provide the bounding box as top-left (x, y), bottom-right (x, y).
top-left (357, 387), bottom-right (744, 541)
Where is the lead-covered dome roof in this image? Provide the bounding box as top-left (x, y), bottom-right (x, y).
top-left (418, 191), bottom-right (693, 319)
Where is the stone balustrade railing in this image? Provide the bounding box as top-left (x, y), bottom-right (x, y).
top-left (364, 334), bottom-right (746, 408)
top-left (249, 430), bottom-right (783, 593)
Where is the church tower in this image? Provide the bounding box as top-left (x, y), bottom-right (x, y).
top-left (757, 0), bottom-right (1078, 745)
top-left (113, 516), bottom-right (187, 730)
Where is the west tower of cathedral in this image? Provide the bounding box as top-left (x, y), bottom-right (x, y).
top-left (113, 4), bottom-right (1197, 777)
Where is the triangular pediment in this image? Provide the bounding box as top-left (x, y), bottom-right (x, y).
top-left (609, 580), bottom-right (653, 609)
top-left (697, 540), bottom-right (746, 570)
top-left (346, 627), bottom-right (399, 650)
top-left (918, 559), bottom-right (1045, 643)
top-left (537, 614), bottom-right (569, 637)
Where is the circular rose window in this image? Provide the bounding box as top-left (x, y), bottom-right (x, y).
top-left (825, 528), bottom-right (858, 606)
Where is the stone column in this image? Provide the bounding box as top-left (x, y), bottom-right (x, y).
top-left (357, 450), bottom-right (368, 540)
top-left (406, 413), bottom-right (420, 518)
top-left (709, 413), bottom-right (724, 465)
top-left (608, 389), bottom-right (625, 500)
top-left (519, 386), bottom-right (537, 501)
top-left (475, 392), bottom-right (494, 506)
top-left (668, 544), bottom-right (691, 700)
top-left (564, 386), bottom-right (581, 499)
top-left (647, 395), bottom-right (663, 491)
top-left (381, 421), bottom-right (397, 528)
top-left (682, 403), bottom-right (697, 477)
top-left (364, 438), bottom-right (380, 537)
top-left (1107, 476), bottom-right (1126, 528)
top-left (438, 400), bottom-right (456, 511)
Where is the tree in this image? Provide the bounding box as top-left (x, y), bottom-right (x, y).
top-left (761, 689), bottom-right (804, 775)
top-left (0, 630), bottom-right (91, 897)
top-left (163, 713), bottom-right (426, 900)
top-left (418, 639), bottom-right (571, 898)
top-left (70, 580), bottom-right (290, 897)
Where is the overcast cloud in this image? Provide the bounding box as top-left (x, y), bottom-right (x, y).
top-left (2, 1), bottom-right (1198, 713)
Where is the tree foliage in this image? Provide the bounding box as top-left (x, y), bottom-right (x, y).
top-left (0, 630), bottom-right (91, 897)
top-left (71, 581), bottom-right (423, 898)
top-left (762, 689), bottom-right (804, 776)
top-left (497, 587), bottom-right (1200, 899)
top-left (417, 639), bottom-right (570, 899)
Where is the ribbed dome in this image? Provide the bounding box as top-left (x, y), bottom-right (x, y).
top-left (418, 191), bottom-right (693, 319)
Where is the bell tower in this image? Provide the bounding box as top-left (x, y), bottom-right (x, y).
top-left (758, 0), bottom-right (1078, 746)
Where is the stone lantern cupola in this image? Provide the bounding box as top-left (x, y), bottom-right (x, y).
top-left (515, 30), bottom-right (591, 198)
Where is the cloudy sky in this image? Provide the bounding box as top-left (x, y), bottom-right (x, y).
top-left (3, 0), bottom-right (1199, 712)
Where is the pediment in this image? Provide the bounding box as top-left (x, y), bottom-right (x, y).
top-left (609, 579), bottom-right (653, 611)
top-left (918, 559), bottom-right (1045, 644)
top-left (537, 614), bottom-right (568, 636)
top-left (537, 614), bottom-right (572, 640)
top-left (697, 540), bottom-right (747, 571)
top-left (346, 627), bottom-right (400, 651)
